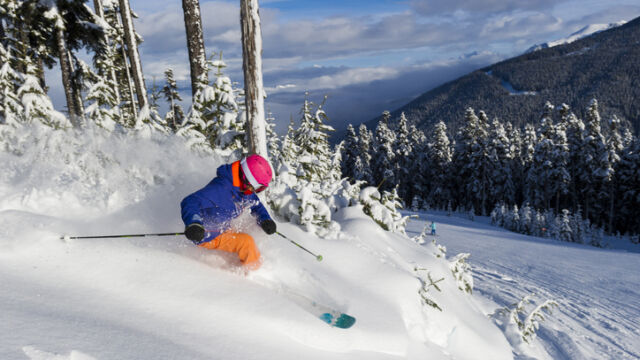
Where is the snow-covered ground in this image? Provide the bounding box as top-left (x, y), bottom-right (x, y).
top-left (406, 212), bottom-right (640, 360)
top-left (1, 125), bottom-right (638, 359)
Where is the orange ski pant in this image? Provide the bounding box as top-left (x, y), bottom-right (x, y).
top-left (199, 231), bottom-right (261, 269)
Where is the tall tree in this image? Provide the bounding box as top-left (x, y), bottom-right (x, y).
top-left (372, 113), bottom-right (396, 191)
top-left (182, 0), bottom-right (207, 97)
top-left (579, 99), bottom-right (611, 224)
top-left (293, 96), bottom-right (333, 182)
top-left (606, 115), bottom-right (624, 232)
top-left (341, 123), bottom-right (359, 181)
top-left (240, 0), bottom-right (267, 157)
top-left (355, 123), bottom-right (374, 185)
top-left (49, 7), bottom-right (83, 126)
top-left (394, 112), bottom-right (412, 201)
top-left (428, 121), bottom-right (452, 208)
top-left (118, 0), bottom-right (147, 109)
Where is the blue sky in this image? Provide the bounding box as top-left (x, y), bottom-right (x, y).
top-left (44, 0), bottom-right (640, 134)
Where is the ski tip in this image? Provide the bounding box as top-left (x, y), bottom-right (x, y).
top-left (334, 314), bottom-right (356, 329)
top-left (320, 313), bottom-right (356, 329)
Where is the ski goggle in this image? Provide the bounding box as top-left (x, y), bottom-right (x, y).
top-left (240, 157), bottom-right (268, 193)
top-left (240, 169), bottom-right (267, 193)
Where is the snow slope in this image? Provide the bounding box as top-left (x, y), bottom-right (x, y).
top-left (1, 125), bottom-right (513, 360)
top-left (406, 212), bottom-right (640, 360)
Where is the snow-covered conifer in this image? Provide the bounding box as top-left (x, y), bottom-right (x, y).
top-left (18, 64), bottom-right (69, 129)
top-left (0, 43), bottom-right (23, 127)
top-left (372, 112), bottom-right (396, 191)
top-left (394, 113), bottom-right (412, 200)
top-left (428, 121), bottom-right (452, 209)
top-left (293, 95), bottom-right (333, 182)
top-left (579, 99), bottom-right (611, 223)
top-left (341, 124), bottom-right (359, 181)
top-left (558, 209), bottom-right (572, 242)
top-left (162, 68), bottom-right (185, 131)
top-left (617, 138), bottom-right (640, 235)
top-left (355, 123), bottom-right (374, 185)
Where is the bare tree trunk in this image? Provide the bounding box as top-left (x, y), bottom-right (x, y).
top-left (94, 0), bottom-right (121, 105)
top-left (36, 56), bottom-right (47, 91)
top-left (182, 0), bottom-right (207, 96)
top-left (67, 50), bottom-right (86, 120)
top-left (119, 0), bottom-right (147, 109)
top-left (56, 27), bottom-right (81, 127)
top-left (0, 20), bottom-right (5, 47)
top-left (240, 0), bottom-right (267, 157)
top-left (115, 5), bottom-right (138, 120)
top-left (93, 0), bottom-right (122, 122)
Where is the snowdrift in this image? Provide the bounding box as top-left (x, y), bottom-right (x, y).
top-left (0, 125), bottom-right (512, 359)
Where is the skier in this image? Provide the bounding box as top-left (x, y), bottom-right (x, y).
top-left (180, 154), bottom-right (277, 269)
top-left (430, 221), bottom-right (436, 236)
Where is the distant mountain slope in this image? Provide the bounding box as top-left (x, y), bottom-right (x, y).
top-left (370, 16), bottom-right (640, 134)
top-left (525, 21), bottom-right (627, 53)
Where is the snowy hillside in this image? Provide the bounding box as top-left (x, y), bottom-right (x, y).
top-left (1, 125), bottom-right (514, 360)
top-left (406, 212), bottom-right (640, 360)
top-left (525, 21), bottom-right (627, 53)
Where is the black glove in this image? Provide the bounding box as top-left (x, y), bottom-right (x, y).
top-left (260, 219), bottom-right (277, 235)
top-left (185, 223), bottom-right (205, 243)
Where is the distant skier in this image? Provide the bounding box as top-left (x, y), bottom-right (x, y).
top-left (430, 221), bottom-right (436, 236)
top-left (180, 154), bottom-right (276, 269)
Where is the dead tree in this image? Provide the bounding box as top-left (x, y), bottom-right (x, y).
top-left (182, 0), bottom-right (208, 96)
top-left (119, 0), bottom-right (147, 109)
top-left (240, 0), bottom-right (267, 157)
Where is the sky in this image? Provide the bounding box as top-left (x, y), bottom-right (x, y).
top-left (46, 0), bottom-right (640, 135)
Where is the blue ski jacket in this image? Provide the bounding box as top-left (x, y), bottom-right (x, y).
top-left (180, 162), bottom-right (272, 244)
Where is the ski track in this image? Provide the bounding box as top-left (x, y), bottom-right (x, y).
top-left (406, 212), bottom-right (640, 360)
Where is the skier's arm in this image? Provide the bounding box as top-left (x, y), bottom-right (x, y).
top-left (181, 193), bottom-right (205, 226)
top-left (249, 196), bottom-right (272, 223)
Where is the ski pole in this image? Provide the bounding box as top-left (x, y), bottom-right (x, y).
top-left (276, 231), bottom-right (323, 262)
top-left (60, 232), bottom-right (184, 240)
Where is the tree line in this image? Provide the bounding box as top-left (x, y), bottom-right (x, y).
top-left (341, 100), bottom-right (640, 237)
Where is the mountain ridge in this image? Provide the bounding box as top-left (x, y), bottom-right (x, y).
top-left (366, 16), bottom-right (640, 134)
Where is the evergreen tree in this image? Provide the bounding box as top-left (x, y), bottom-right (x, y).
top-left (265, 109), bottom-right (281, 169)
top-left (293, 95), bottom-right (333, 182)
top-left (454, 108), bottom-right (481, 211)
top-left (617, 138), bottom-right (640, 234)
top-left (605, 115), bottom-right (624, 232)
top-left (180, 53), bottom-right (245, 156)
top-left (520, 123), bottom-right (537, 204)
top-left (355, 123), bottom-right (374, 185)
top-left (0, 42), bottom-right (23, 127)
top-left (394, 112), bottom-right (412, 201)
top-left (18, 62), bottom-right (69, 129)
top-left (162, 68), bottom-right (185, 131)
top-left (528, 102), bottom-right (556, 209)
top-left (579, 99), bottom-right (611, 224)
top-left (279, 117), bottom-right (299, 171)
top-left (564, 108), bottom-right (585, 210)
top-left (84, 77), bottom-right (118, 130)
top-left (341, 123), bottom-right (359, 181)
top-left (428, 121), bottom-right (452, 209)
top-left (408, 124), bottom-right (427, 206)
top-left (488, 118), bottom-right (516, 206)
top-left (550, 108), bottom-right (570, 211)
top-left (372, 111), bottom-right (396, 191)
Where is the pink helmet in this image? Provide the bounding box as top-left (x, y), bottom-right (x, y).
top-left (240, 154), bottom-right (273, 192)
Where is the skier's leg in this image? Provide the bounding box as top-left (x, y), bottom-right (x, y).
top-left (204, 231), bottom-right (261, 269)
